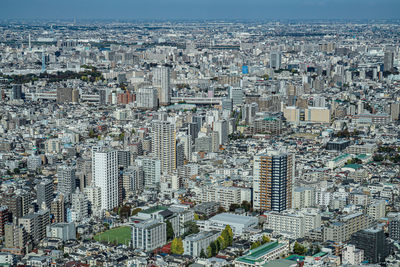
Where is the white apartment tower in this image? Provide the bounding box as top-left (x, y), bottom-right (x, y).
top-left (151, 121), bottom-right (176, 174)
top-left (92, 147), bottom-right (118, 211)
top-left (152, 66), bottom-right (171, 105)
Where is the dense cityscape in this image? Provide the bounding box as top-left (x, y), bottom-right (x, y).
top-left (0, 19), bottom-right (400, 266)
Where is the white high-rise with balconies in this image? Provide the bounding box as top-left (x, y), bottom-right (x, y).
top-left (92, 148), bottom-right (118, 211)
top-left (151, 121), bottom-right (176, 174)
top-left (152, 66), bottom-right (171, 105)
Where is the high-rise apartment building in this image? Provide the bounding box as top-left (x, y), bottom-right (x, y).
top-left (136, 87), bottom-right (158, 109)
top-left (37, 179), bottom-right (53, 210)
top-left (152, 66), bottom-right (171, 105)
top-left (270, 51), bottom-right (282, 69)
top-left (135, 157), bottom-right (161, 188)
top-left (228, 87), bottom-right (244, 106)
top-left (214, 119), bottom-right (228, 146)
top-left (11, 84), bottom-right (22, 100)
top-left (384, 51), bottom-right (394, 72)
top-left (253, 150), bottom-right (294, 212)
top-left (92, 148), bottom-right (118, 211)
top-left (57, 166), bottom-right (76, 196)
top-left (151, 121), bottom-right (176, 174)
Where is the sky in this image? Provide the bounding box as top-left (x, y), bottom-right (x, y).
top-left (1, 0), bottom-right (399, 21)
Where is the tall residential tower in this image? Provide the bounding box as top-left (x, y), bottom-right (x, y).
top-left (253, 150), bottom-right (294, 212)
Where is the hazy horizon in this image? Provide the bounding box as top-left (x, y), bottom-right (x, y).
top-left (2, 0), bottom-right (400, 21)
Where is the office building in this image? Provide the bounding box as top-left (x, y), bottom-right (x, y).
top-left (152, 66), bottom-right (171, 105)
top-left (92, 148), bottom-right (118, 211)
top-left (253, 150), bottom-right (294, 212)
top-left (151, 121), bottom-right (176, 174)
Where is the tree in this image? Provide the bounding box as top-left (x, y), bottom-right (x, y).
top-left (206, 245), bottom-right (212, 258)
top-left (184, 221), bottom-right (199, 236)
top-left (200, 248), bottom-right (207, 258)
top-left (293, 242), bottom-right (307, 255)
top-left (13, 168), bottom-right (20, 174)
top-left (194, 213), bottom-right (200, 220)
top-left (166, 220), bottom-right (174, 241)
top-left (241, 201), bottom-right (252, 212)
top-left (221, 225), bottom-right (233, 248)
top-left (229, 203), bottom-right (240, 212)
top-left (261, 235), bottom-right (270, 244)
top-left (251, 241), bottom-right (261, 249)
top-left (217, 236), bottom-right (225, 251)
top-left (171, 237), bottom-right (184, 255)
top-left (217, 206), bottom-right (226, 214)
top-left (131, 208), bottom-right (142, 216)
top-left (210, 241), bottom-right (217, 256)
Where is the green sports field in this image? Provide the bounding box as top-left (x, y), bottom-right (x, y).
top-left (94, 226), bottom-right (132, 245)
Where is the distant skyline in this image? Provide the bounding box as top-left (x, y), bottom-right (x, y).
top-left (2, 0), bottom-right (400, 21)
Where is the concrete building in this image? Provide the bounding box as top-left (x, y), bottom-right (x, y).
top-left (19, 210), bottom-right (50, 245)
top-left (92, 148), bottom-right (119, 211)
top-left (293, 187), bottom-right (316, 209)
top-left (46, 222), bottom-right (76, 241)
top-left (151, 121), bottom-right (176, 174)
top-left (4, 223), bottom-right (27, 254)
top-left (253, 150), bottom-right (294, 212)
top-left (193, 186), bottom-right (251, 210)
top-left (131, 220), bottom-right (166, 251)
top-left (342, 244), bottom-right (364, 265)
top-left (135, 157), bottom-right (161, 188)
top-left (57, 165), bottom-right (76, 196)
top-left (183, 230), bottom-right (220, 257)
top-left (152, 66), bottom-right (171, 105)
top-left (229, 87), bottom-right (244, 106)
top-left (37, 180), bottom-right (53, 210)
top-left (264, 209), bottom-right (321, 239)
top-left (324, 212), bottom-right (375, 242)
top-left (136, 87), bottom-right (158, 109)
top-left (367, 200), bottom-right (386, 220)
top-left (234, 241), bottom-right (289, 267)
top-left (270, 51), bottom-right (282, 69)
top-left (198, 213), bottom-right (258, 235)
top-left (350, 228), bottom-right (389, 264)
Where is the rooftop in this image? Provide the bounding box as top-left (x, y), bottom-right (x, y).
top-left (141, 206), bottom-right (168, 214)
top-left (236, 241), bottom-right (284, 265)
